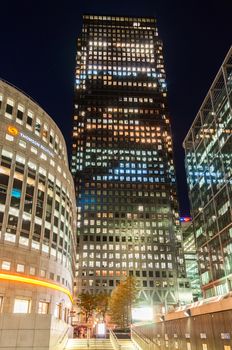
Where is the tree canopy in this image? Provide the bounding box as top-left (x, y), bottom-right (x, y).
top-left (77, 293), bottom-right (97, 323)
top-left (77, 292), bottom-right (109, 323)
top-left (95, 293), bottom-right (109, 320)
top-left (108, 276), bottom-right (138, 328)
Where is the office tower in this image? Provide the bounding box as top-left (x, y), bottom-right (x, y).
top-left (183, 47), bottom-right (232, 298)
top-left (180, 217), bottom-right (202, 301)
top-left (72, 15), bottom-right (191, 308)
top-left (0, 80), bottom-right (76, 349)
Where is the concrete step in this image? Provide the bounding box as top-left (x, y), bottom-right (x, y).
top-left (118, 339), bottom-right (136, 350)
top-left (65, 338), bottom-right (114, 350)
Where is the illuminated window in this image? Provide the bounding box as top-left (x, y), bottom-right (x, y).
top-left (31, 146), bottom-right (37, 154)
top-left (40, 269), bottom-right (46, 277)
top-left (19, 140), bottom-right (26, 148)
top-left (2, 261), bottom-right (11, 270)
top-left (13, 298), bottom-right (30, 313)
top-left (54, 303), bottom-right (62, 319)
top-left (38, 301), bottom-right (49, 314)
top-left (0, 296), bottom-right (3, 312)
top-left (16, 264), bottom-right (25, 273)
top-left (5, 134), bottom-right (14, 142)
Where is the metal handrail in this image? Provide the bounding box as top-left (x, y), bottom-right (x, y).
top-left (131, 328), bottom-right (160, 350)
top-left (109, 329), bottom-right (122, 350)
top-left (131, 328), bottom-right (150, 345)
top-left (59, 325), bottom-right (70, 344)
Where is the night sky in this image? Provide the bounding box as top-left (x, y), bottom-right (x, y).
top-left (1, 0), bottom-right (231, 215)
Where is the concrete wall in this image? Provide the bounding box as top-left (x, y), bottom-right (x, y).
top-left (133, 309), bottom-right (232, 350)
top-left (0, 314), bottom-right (72, 349)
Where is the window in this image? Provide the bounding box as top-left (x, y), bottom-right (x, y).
top-left (26, 115), bottom-right (33, 126)
top-left (26, 111), bottom-right (33, 127)
top-left (13, 298), bottom-right (30, 313)
top-left (40, 269), bottom-right (46, 277)
top-left (5, 98), bottom-right (14, 117)
top-left (54, 303), bottom-right (62, 319)
top-left (5, 134), bottom-right (14, 142)
top-left (19, 140), bottom-right (26, 148)
top-left (38, 301), bottom-right (49, 314)
top-left (0, 296), bottom-right (3, 312)
top-left (16, 264), bottom-right (25, 273)
top-left (17, 105), bottom-right (24, 122)
top-left (2, 261), bottom-right (11, 270)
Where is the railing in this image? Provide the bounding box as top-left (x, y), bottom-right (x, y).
top-left (58, 325), bottom-right (70, 345)
top-left (131, 328), bottom-right (160, 350)
top-left (109, 329), bottom-right (122, 350)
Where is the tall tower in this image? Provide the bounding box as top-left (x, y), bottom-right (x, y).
top-left (72, 15), bottom-right (190, 307)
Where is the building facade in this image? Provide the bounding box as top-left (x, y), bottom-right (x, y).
top-left (72, 15), bottom-right (191, 308)
top-left (180, 217), bottom-right (202, 301)
top-left (183, 47), bottom-right (232, 298)
top-left (0, 80), bottom-right (76, 349)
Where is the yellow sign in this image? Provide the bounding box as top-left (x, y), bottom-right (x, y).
top-left (7, 125), bottom-right (19, 136)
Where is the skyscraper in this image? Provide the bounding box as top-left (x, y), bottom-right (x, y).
top-left (183, 47), bottom-right (232, 298)
top-left (72, 15), bottom-right (191, 308)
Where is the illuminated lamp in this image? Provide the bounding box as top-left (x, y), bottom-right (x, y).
top-left (132, 306), bottom-right (153, 322)
top-left (179, 217), bottom-right (192, 222)
top-left (0, 272), bottom-right (73, 303)
top-left (184, 309), bottom-right (191, 317)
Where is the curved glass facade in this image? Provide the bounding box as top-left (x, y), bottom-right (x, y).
top-left (0, 80), bottom-right (76, 325)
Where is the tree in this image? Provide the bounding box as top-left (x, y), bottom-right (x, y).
top-left (108, 276), bottom-right (138, 328)
top-left (95, 293), bottom-right (109, 321)
top-left (77, 293), bottom-right (96, 323)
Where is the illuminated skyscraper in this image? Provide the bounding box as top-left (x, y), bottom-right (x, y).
top-left (183, 47), bottom-right (232, 298)
top-left (72, 15), bottom-right (191, 308)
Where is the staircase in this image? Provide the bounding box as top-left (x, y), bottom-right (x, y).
top-left (65, 338), bottom-right (114, 350)
top-left (118, 339), bottom-right (136, 350)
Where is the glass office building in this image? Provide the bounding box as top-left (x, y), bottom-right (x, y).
top-left (72, 15), bottom-right (191, 307)
top-left (183, 47), bottom-right (232, 298)
top-left (181, 218), bottom-right (202, 301)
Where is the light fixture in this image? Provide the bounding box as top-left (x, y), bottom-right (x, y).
top-left (0, 272), bottom-right (73, 303)
top-left (184, 309), bottom-right (191, 317)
